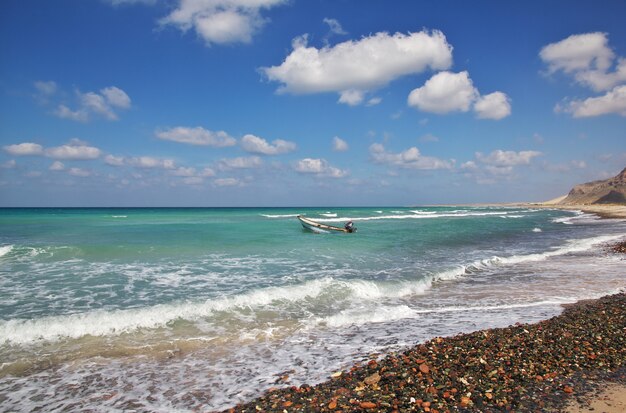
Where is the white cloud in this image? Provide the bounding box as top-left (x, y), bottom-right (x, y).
top-left (557, 85), bottom-right (626, 117)
top-left (261, 30), bottom-right (453, 102)
top-left (160, 0), bottom-right (286, 46)
top-left (171, 167), bottom-right (197, 177)
top-left (54, 105), bottom-right (89, 122)
top-left (323, 18), bottom-right (347, 36)
top-left (101, 86), bottom-right (131, 109)
top-left (338, 89), bottom-right (365, 106)
top-left (366, 97), bottom-right (382, 106)
top-left (539, 32), bottom-right (626, 92)
top-left (68, 167), bottom-right (91, 177)
top-left (130, 156), bottom-right (176, 169)
top-left (408, 71), bottom-right (477, 114)
top-left (369, 143), bottom-right (454, 170)
top-left (182, 176), bottom-right (204, 185)
top-left (34, 80), bottom-right (57, 96)
top-left (49, 161), bottom-right (65, 171)
top-left (332, 136), bottom-right (348, 152)
top-left (474, 92), bottom-right (511, 120)
top-left (408, 71), bottom-right (511, 119)
top-left (200, 167), bottom-right (216, 177)
top-left (3, 142), bottom-right (44, 156)
top-left (219, 156), bottom-right (262, 170)
top-left (540, 32), bottom-right (614, 76)
top-left (104, 154), bottom-right (126, 166)
top-left (156, 126), bottom-right (237, 147)
top-left (1, 160), bottom-right (16, 169)
top-left (214, 177), bottom-right (241, 186)
top-left (475, 150), bottom-right (542, 166)
top-left (541, 32), bottom-right (626, 118)
top-left (53, 86), bottom-right (131, 122)
top-left (294, 158), bottom-right (348, 178)
top-left (240, 134), bottom-right (296, 155)
top-left (45, 144), bottom-right (102, 160)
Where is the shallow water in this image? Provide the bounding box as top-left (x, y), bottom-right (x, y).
top-left (0, 207), bottom-right (624, 411)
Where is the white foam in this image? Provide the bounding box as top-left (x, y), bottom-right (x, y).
top-left (320, 213), bottom-right (337, 217)
top-left (4, 233), bottom-right (619, 346)
top-left (0, 278), bottom-right (336, 345)
top-left (0, 245), bottom-right (13, 257)
top-left (314, 211), bottom-right (511, 223)
top-left (533, 228), bottom-right (542, 232)
top-left (323, 305), bottom-right (418, 327)
top-left (442, 234), bottom-right (624, 278)
top-left (111, 215), bottom-right (127, 218)
top-left (260, 213), bottom-right (301, 218)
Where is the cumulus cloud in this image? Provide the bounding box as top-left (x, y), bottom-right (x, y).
top-left (49, 161), bottom-right (65, 171)
top-left (408, 71), bottom-right (511, 119)
top-left (53, 86), bottom-right (131, 122)
top-left (539, 32), bottom-right (626, 91)
top-left (219, 156), bottom-right (262, 170)
top-left (261, 30), bottom-right (453, 104)
top-left (156, 126), bottom-right (237, 147)
top-left (45, 143), bottom-right (102, 160)
top-left (332, 136), bottom-right (348, 152)
top-left (556, 85), bottom-right (626, 117)
top-left (104, 154), bottom-right (126, 166)
top-left (474, 92), bottom-right (512, 120)
top-left (3, 142), bottom-right (44, 156)
top-left (214, 177), bottom-right (241, 186)
top-left (160, 0), bottom-right (286, 46)
top-left (369, 143), bottom-right (454, 170)
top-left (129, 156), bottom-right (176, 169)
top-left (294, 158), bottom-right (348, 178)
top-left (323, 18), bottom-right (347, 36)
top-left (540, 32), bottom-right (626, 118)
top-left (240, 134), bottom-right (296, 155)
top-left (408, 71), bottom-right (477, 114)
top-left (68, 167), bottom-right (92, 177)
top-left (475, 150), bottom-right (542, 166)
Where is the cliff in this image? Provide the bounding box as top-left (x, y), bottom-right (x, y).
top-left (559, 167), bottom-right (626, 205)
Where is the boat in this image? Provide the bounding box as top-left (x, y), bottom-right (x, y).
top-left (297, 215), bottom-right (356, 233)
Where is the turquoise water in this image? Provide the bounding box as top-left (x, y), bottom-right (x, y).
top-left (0, 207), bottom-right (625, 411)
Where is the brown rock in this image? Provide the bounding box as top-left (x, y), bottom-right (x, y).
top-left (364, 372), bottom-right (381, 386)
top-left (419, 363), bottom-right (430, 374)
top-left (328, 400), bottom-right (337, 410)
top-left (360, 401), bottom-right (377, 409)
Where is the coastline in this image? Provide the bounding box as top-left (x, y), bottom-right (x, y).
top-left (224, 292), bottom-right (626, 412)
top-left (512, 203), bottom-right (626, 220)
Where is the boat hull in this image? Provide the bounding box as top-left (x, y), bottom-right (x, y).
top-left (297, 215), bottom-right (354, 233)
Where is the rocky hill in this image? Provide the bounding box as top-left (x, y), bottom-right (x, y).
top-left (559, 167), bottom-right (626, 205)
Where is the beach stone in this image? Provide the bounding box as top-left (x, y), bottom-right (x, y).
top-left (364, 372), bottom-right (380, 386)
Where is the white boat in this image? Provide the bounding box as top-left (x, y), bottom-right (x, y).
top-left (297, 215), bottom-right (356, 233)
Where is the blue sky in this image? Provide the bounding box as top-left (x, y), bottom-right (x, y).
top-left (1, 0), bottom-right (625, 206)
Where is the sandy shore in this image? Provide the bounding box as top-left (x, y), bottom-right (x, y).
top-left (224, 289), bottom-right (626, 412)
top-left (566, 382), bottom-right (626, 412)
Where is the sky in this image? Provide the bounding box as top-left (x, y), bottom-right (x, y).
top-left (1, 0), bottom-right (625, 207)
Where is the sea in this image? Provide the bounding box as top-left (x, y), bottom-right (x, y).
top-left (0, 207), bottom-right (624, 412)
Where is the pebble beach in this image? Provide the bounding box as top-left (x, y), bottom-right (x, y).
top-left (225, 243), bottom-right (626, 413)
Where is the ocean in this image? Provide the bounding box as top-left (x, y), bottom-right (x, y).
top-left (0, 207), bottom-right (624, 412)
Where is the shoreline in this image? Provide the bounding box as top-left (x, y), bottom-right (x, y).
top-left (479, 202), bottom-right (626, 219)
top-left (224, 290), bottom-right (626, 412)
top-left (218, 231), bottom-right (626, 412)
